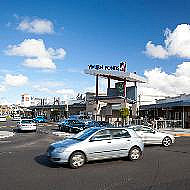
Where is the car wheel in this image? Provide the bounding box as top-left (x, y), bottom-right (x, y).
top-left (162, 136), bottom-right (172, 147)
top-left (69, 151), bottom-right (86, 169)
top-left (128, 146), bottom-right (142, 161)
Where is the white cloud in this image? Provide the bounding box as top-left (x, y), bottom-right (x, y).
top-left (17, 18), bottom-right (54, 34)
top-left (4, 74), bottom-right (28, 87)
top-left (33, 85), bottom-right (51, 93)
top-left (6, 39), bottom-right (48, 57)
top-left (32, 84), bottom-right (75, 98)
top-left (55, 88), bottom-right (75, 96)
top-left (6, 39), bottom-right (66, 70)
top-left (145, 41), bottom-right (168, 59)
top-left (139, 61), bottom-right (190, 104)
top-left (145, 24), bottom-right (190, 59)
top-left (48, 48), bottom-right (66, 60)
top-left (23, 57), bottom-right (56, 70)
top-left (0, 97), bottom-right (9, 106)
top-left (0, 85), bottom-right (6, 92)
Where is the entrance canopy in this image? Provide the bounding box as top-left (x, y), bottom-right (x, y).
top-left (84, 69), bottom-right (147, 83)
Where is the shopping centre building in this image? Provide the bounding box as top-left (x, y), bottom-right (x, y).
top-left (84, 62), bottom-right (147, 124)
top-left (140, 94), bottom-right (190, 128)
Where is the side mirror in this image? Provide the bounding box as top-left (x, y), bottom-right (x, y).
top-left (151, 130), bottom-right (156, 134)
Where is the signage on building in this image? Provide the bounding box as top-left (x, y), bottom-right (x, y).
top-left (88, 61), bottom-right (127, 72)
top-left (115, 82), bottom-right (125, 96)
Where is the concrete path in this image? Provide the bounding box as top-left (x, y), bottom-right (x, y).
top-left (159, 128), bottom-right (190, 137)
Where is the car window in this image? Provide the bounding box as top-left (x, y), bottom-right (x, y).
top-left (91, 129), bottom-right (111, 141)
top-left (142, 127), bottom-right (153, 133)
top-left (111, 129), bottom-right (131, 139)
top-left (72, 128), bottom-right (99, 141)
top-left (21, 120), bottom-right (32, 124)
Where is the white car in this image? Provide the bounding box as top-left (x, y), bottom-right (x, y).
top-left (0, 115), bottom-right (6, 122)
top-left (128, 125), bottom-right (175, 147)
top-left (17, 119), bottom-right (37, 132)
top-left (13, 115), bottom-right (21, 121)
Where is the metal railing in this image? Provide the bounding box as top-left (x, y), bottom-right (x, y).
top-left (154, 120), bottom-right (182, 129)
top-left (129, 119), bottom-right (182, 129)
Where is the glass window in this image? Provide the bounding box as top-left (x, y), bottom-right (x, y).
top-left (21, 120), bottom-right (33, 124)
top-left (111, 129), bottom-right (131, 139)
top-left (142, 127), bottom-right (153, 133)
top-left (71, 128), bottom-right (99, 141)
top-left (133, 126), bottom-right (143, 131)
top-left (91, 129), bottom-right (111, 141)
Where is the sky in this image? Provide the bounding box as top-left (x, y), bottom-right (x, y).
top-left (1, 0), bottom-right (190, 105)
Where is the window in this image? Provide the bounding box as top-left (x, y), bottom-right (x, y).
top-left (142, 127), bottom-right (154, 133)
top-left (91, 129), bottom-right (111, 141)
top-left (111, 129), bottom-right (131, 139)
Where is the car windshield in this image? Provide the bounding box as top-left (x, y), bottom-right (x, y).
top-left (21, 120), bottom-right (33, 124)
top-left (70, 128), bottom-right (99, 141)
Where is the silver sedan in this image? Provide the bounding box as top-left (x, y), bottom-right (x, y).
top-left (47, 127), bottom-right (144, 168)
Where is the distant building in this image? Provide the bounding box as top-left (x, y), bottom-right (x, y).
top-left (21, 93), bottom-right (31, 107)
top-left (140, 94), bottom-right (190, 128)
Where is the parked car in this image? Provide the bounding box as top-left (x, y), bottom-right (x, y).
top-left (17, 119), bottom-right (36, 132)
top-left (58, 119), bottom-right (86, 132)
top-left (12, 115), bottom-right (21, 121)
top-left (67, 120), bottom-right (86, 133)
top-left (0, 115), bottom-right (6, 122)
top-left (47, 127), bottom-right (144, 168)
top-left (33, 116), bottom-right (47, 123)
top-left (128, 125), bottom-right (175, 147)
top-left (58, 119), bottom-right (76, 131)
top-left (85, 121), bottom-right (114, 129)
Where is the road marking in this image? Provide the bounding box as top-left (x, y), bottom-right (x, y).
top-left (0, 141), bottom-right (12, 143)
top-left (0, 126), bottom-right (15, 128)
top-left (0, 151), bottom-right (12, 156)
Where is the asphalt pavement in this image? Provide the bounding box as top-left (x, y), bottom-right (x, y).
top-left (0, 121), bottom-right (190, 190)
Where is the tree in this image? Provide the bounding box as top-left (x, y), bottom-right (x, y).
top-left (120, 107), bottom-right (130, 125)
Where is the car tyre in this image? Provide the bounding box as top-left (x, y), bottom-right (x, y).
top-left (128, 146), bottom-right (142, 161)
top-left (69, 151), bottom-right (86, 169)
top-left (162, 136), bottom-right (172, 147)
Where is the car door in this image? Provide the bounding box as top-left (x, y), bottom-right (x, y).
top-left (109, 129), bottom-right (132, 158)
top-left (85, 129), bottom-right (113, 161)
top-left (141, 127), bottom-right (160, 144)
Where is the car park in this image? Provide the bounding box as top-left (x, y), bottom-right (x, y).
top-left (47, 127), bottom-right (144, 169)
top-left (17, 119), bottom-right (37, 132)
top-left (128, 125), bottom-right (175, 147)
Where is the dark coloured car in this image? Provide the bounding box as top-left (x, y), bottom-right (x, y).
top-left (86, 121), bottom-right (114, 128)
top-left (67, 120), bottom-right (86, 133)
top-left (59, 119), bottom-right (85, 132)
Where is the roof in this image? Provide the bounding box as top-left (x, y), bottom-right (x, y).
top-left (96, 96), bottom-right (136, 104)
top-left (140, 100), bottom-right (190, 110)
top-left (84, 69), bottom-right (147, 83)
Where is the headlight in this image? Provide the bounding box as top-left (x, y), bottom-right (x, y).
top-left (54, 147), bottom-right (66, 153)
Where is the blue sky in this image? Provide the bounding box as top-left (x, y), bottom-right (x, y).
top-left (1, 0), bottom-right (190, 104)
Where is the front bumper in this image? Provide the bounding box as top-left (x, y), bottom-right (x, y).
top-left (47, 150), bottom-right (70, 164)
